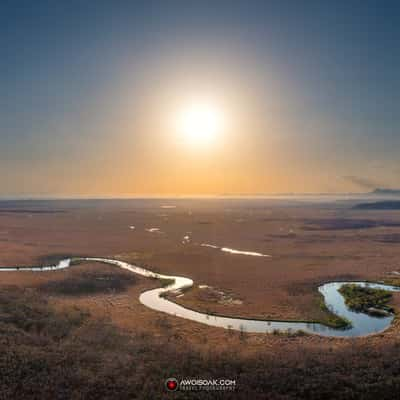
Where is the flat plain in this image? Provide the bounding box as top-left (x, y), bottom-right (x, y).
top-left (1, 198), bottom-right (400, 399)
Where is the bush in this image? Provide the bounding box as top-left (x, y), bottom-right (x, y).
top-left (339, 284), bottom-right (393, 314)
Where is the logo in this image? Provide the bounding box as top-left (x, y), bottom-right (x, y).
top-left (165, 377), bottom-right (178, 391)
top-left (165, 377), bottom-right (237, 392)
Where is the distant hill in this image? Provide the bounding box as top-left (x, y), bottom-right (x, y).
top-left (371, 188), bottom-right (400, 196)
top-left (353, 201), bottom-right (400, 210)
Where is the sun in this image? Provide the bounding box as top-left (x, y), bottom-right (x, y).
top-left (176, 101), bottom-right (225, 146)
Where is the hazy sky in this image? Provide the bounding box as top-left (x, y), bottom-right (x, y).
top-left (1, 0), bottom-right (400, 196)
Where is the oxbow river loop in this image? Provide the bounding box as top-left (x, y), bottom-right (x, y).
top-left (1, 257), bottom-right (400, 338)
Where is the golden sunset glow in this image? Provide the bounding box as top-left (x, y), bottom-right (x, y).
top-left (2, 1), bottom-right (397, 199)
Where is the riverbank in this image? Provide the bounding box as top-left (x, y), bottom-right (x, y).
top-left (3, 256), bottom-right (400, 337)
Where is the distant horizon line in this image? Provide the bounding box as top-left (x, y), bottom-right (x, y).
top-left (0, 191), bottom-right (397, 200)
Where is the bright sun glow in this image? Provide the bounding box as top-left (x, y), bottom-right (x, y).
top-left (177, 102), bottom-right (225, 146)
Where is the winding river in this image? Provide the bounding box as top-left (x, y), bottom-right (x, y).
top-left (1, 257), bottom-right (400, 338)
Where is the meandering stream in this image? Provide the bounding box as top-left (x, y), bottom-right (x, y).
top-left (1, 257), bottom-right (399, 338)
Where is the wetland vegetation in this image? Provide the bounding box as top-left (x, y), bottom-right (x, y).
top-left (1, 286), bottom-right (400, 399)
top-left (339, 284), bottom-right (393, 316)
top-left (38, 271), bottom-right (137, 296)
